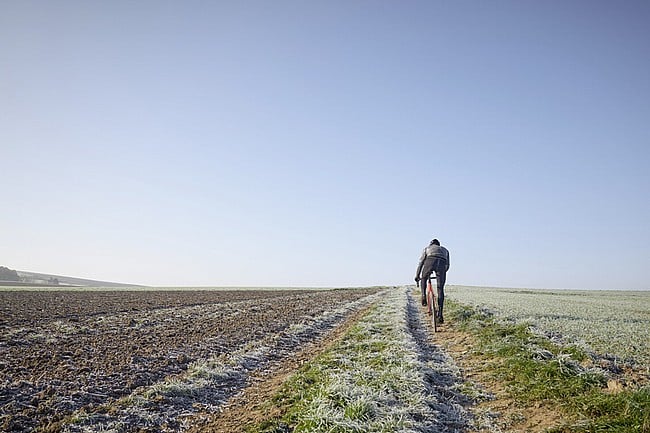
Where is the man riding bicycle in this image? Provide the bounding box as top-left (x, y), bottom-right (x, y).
top-left (415, 238), bottom-right (450, 323)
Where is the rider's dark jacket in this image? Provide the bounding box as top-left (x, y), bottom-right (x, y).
top-left (415, 243), bottom-right (450, 279)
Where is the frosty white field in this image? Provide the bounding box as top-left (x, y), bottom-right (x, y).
top-left (447, 285), bottom-right (650, 366)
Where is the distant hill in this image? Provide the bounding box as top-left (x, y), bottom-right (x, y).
top-left (0, 266), bottom-right (143, 287)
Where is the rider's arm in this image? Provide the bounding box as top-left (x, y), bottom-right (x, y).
top-left (415, 249), bottom-right (426, 280)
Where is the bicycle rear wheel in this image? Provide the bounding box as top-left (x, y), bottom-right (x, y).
top-left (432, 292), bottom-right (439, 332)
top-left (427, 279), bottom-right (437, 332)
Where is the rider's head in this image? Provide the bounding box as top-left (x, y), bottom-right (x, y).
top-left (430, 239), bottom-right (440, 246)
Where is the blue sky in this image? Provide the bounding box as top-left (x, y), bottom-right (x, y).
top-left (2, 1), bottom-right (649, 289)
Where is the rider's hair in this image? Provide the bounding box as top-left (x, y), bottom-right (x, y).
top-left (431, 239), bottom-right (440, 245)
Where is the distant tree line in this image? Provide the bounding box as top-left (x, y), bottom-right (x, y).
top-left (0, 266), bottom-right (20, 281)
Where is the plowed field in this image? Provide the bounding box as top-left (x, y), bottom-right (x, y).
top-left (0, 288), bottom-right (383, 432)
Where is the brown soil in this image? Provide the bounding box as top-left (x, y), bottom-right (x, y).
top-left (187, 305), bottom-right (374, 433)
top-left (182, 293), bottom-right (567, 433)
top-left (3, 288), bottom-right (598, 433)
top-left (434, 324), bottom-right (564, 432)
top-left (190, 292), bottom-right (554, 433)
top-left (0, 288), bottom-right (382, 432)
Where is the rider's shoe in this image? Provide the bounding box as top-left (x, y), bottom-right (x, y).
top-left (421, 295), bottom-right (427, 306)
top-left (438, 315), bottom-right (444, 324)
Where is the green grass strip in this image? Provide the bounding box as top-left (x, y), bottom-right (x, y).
top-left (447, 300), bottom-right (650, 433)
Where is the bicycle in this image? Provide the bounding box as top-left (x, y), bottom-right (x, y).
top-left (425, 275), bottom-right (439, 332)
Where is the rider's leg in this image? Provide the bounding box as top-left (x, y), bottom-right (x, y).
top-left (420, 259), bottom-right (435, 306)
top-left (420, 271), bottom-right (429, 305)
top-left (435, 265), bottom-right (447, 321)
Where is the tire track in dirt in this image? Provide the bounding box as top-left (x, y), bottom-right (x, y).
top-left (408, 289), bottom-right (558, 433)
top-left (403, 289), bottom-right (476, 432)
top-left (432, 314), bottom-right (567, 432)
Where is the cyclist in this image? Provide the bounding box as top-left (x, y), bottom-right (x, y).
top-left (415, 238), bottom-right (450, 323)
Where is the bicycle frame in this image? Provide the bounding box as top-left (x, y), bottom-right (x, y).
top-left (426, 275), bottom-right (439, 332)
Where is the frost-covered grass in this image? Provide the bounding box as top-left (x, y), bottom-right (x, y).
top-left (253, 288), bottom-right (468, 433)
top-left (447, 286), bottom-right (650, 366)
top-left (447, 299), bottom-right (650, 432)
top-left (448, 302), bottom-right (605, 399)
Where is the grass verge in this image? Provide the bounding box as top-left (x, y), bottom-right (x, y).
top-left (447, 300), bottom-right (650, 433)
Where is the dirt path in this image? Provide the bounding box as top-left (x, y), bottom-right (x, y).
top-left (195, 288), bottom-right (474, 432)
top-left (190, 288), bottom-right (566, 433)
top-left (2, 287), bottom-right (566, 432)
top-left (430, 313), bottom-right (565, 432)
